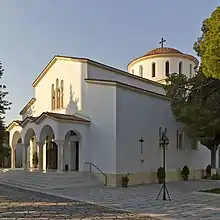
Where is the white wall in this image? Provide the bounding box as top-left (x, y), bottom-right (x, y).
top-left (129, 56), bottom-right (196, 82)
top-left (83, 82), bottom-right (117, 173)
top-left (115, 86), bottom-right (210, 173)
top-left (33, 59), bottom-right (84, 117)
top-left (87, 64), bottom-right (164, 95)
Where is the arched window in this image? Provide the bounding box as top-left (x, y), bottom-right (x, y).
top-left (189, 64), bottom-right (192, 78)
top-left (179, 61), bottom-right (182, 74)
top-left (56, 78), bottom-right (59, 109)
top-left (60, 80), bottom-right (64, 108)
top-left (139, 65), bottom-right (143, 77)
top-left (51, 84), bottom-right (55, 110)
top-left (165, 61), bottom-right (169, 77)
top-left (57, 88), bottom-right (60, 109)
top-left (152, 63), bottom-right (156, 77)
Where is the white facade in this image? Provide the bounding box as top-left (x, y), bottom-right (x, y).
top-left (7, 48), bottom-right (210, 186)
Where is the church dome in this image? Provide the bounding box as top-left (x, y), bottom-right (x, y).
top-left (127, 44), bottom-right (199, 84)
top-left (144, 47), bottom-right (182, 57)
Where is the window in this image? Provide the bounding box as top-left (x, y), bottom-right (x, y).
top-left (132, 69), bottom-right (134, 74)
top-left (61, 80), bottom-right (64, 108)
top-left (139, 65), bottom-right (143, 77)
top-left (179, 61), bottom-right (182, 74)
top-left (51, 84), bottom-right (55, 110)
top-left (56, 79), bottom-right (59, 109)
top-left (191, 139), bottom-right (198, 150)
top-left (52, 78), bottom-right (64, 110)
top-left (176, 130), bottom-right (183, 149)
top-left (152, 63), bottom-right (156, 77)
top-left (165, 61), bottom-right (169, 77)
top-left (189, 64), bottom-right (192, 78)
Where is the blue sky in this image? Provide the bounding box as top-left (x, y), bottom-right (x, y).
top-left (0, 0), bottom-right (219, 124)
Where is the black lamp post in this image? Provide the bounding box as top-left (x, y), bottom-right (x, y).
top-left (157, 127), bottom-right (171, 201)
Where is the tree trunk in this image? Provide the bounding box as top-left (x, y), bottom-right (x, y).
top-left (210, 145), bottom-right (217, 168)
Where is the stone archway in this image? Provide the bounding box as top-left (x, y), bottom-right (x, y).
top-left (23, 128), bottom-right (36, 169)
top-left (39, 125), bottom-right (58, 171)
top-left (11, 131), bottom-right (22, 168)
top-left (63, 130), bottom-right (81, 171)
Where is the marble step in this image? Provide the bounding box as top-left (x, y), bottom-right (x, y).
top-left (0, 170), bottom-right (103, 190)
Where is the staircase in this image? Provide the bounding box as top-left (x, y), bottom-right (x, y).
top-left (0, 169), bottom-right (103, 191)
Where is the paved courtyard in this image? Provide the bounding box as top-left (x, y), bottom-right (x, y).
top-left (49, 180), bottom-right (220, 220)
top-left (0, 184), bottom-right (157, 220)
top-left (1, 179), bottom-right (220, 219)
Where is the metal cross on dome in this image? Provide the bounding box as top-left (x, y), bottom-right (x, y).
top-left (159, 37), bottom-right (166, 48)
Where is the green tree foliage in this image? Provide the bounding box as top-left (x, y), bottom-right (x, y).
top-left (165, 72), bottom-right (220, 167)
top-left (194, 6), bottom-right (220, 78)
top-left (0, 62), bottom-right (11, 165)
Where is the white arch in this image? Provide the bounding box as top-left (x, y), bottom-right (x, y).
top-left (23, 128), bottom-right (36, 145)
top-left (11, 131), bottom-right (22, 147)
top-left (39, 125), bottom-right (56, 143)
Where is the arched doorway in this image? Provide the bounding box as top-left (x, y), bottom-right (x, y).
top-left (46, 136), bottom-right (58, 170)
top-left (24, 128), bottom-right (36, 169)
top-left (11, 131), bottom-right (23, 168)
top-left (39, 125), bottom-right (58, 171)
top-left (64, 130), bottom-right (81, 171)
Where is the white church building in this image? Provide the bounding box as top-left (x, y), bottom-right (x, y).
top-left (7, 45), bottom-right (211, 186)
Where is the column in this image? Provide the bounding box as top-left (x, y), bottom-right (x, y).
top-left (43, 142), bottom-right (47, 171)
top-left (30, 139), bottom-right (33, 168)
top-left (37, 142), bottom-right (44, 171)
top-left (11, 146), bottom-right (15, 169)
top-left (22, 144), bottom-right (28, 169)
top-left (68, 141), bottom-right (72, 171)
top-left (57, 140), bottom-right (64, 172)
top-left (216, 147), bottom-right (219, 169)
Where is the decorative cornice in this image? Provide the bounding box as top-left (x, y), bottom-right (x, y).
top-left (20, 98), bottom-right (36, 115)
top-left (128, 53), bottom-right (199, 71)
top-left (85, 78), bottom-right (170, 101)
top-left (31, 55), bottom-right (162, 88)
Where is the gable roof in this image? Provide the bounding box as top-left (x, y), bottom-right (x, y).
top-left (20, 98), bottom-right (36, 115)
top-left (6, 120), bottom-right (22, 132)
top-left (33, 112), bottom-right (90, 124)
top-left (32, 55), bottom-right (163, 88)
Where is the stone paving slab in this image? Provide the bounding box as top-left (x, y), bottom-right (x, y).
top-left (0, 184), bottom-right (158, 220)
top-left (48, 180), bottom-right (220, 220)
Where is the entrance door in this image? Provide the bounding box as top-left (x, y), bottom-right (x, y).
top-left (75, 141), bottom-right (79, 171)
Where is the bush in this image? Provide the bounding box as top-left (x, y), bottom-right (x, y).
top-left (157, 167), bottom-right (165, 184)
top-left (181, 165), bottom-right (190, 181)
top-left (211, 173), bottom-right (220, 180)
top-left (32, 152), bottom-right (38, 168)
top-left (206, 165), bottom-right (212, 177)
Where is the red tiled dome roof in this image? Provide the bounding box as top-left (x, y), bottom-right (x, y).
top-left (144, 47), bottom-right (182, 56)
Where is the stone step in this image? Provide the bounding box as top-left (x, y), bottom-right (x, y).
top-left (0, 170), bottom-right (103, 190)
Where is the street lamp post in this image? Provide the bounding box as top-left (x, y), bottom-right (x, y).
top-left (156, 127), bottom-right (171, 201)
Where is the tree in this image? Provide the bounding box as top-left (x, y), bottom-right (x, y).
top-left (0, 61), bottom-right (11, 165)
top-left (194, 6), bottom-right (220, 78)
top-left (165, 72), bottom-right (220, 168)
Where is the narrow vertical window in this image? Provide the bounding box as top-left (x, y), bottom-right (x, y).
top-left (152, 63), bottom-right (156, 77)
top-left (179, 61), bottom-right (182, 74)
top-left (165, 61), bottom-right (169, 77)
top-left (56, 78), bottom-right (59, 109)
top-left (132, 69), bottom-right (134, 74)
top-left (61, 80), bottom-right (64, 108)
top-left (189, 64), bottom-right (192, 78)
top-left (139, 65), bottom-right (143, 77)
top-left (51, 84), bottom-right (55, 110)
top-left (57, 88), bottom-right (60, 108)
